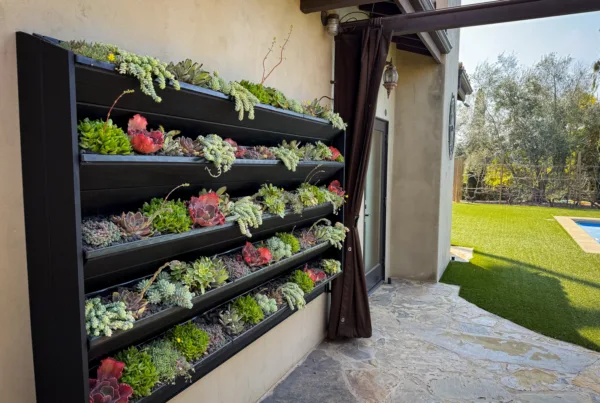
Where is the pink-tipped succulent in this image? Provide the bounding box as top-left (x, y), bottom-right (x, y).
top-left (328, 180), bottom-right (345, 196)
top-left (127, 114), bottom-right (164, 154)
top-left (242, 242), bottom-right (272, 267)
top-left (89, 358), bottom-right (133, 403)
top-left (188, 193), bottom-right (225, 227)
top-left (304, 265), bottom-right (327, 283)
top-left (111, 211), bottom-right (153, 238)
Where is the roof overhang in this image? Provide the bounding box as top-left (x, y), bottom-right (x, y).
top-left (457, 64), bottom-right (473, 103)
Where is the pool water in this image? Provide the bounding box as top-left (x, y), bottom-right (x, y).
top-left (576, 221), bottom-right (600, 243)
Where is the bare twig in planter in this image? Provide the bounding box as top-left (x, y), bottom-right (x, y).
top-left (305, 165), bottom-right (325, 184)
top-left (103, 89), bottom-right (135, 135)
top-left (137, 261), bottom-right (172, 301)
top-left (261, 25), bottom-right (293, 85)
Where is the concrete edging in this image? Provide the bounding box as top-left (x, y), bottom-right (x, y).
top-left (555, 216), bottom-right (600, 253)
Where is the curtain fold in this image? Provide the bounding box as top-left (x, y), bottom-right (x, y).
top-left (328, 19), bottom-right (393, 339)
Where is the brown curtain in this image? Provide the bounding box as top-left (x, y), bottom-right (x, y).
top-left (328, 19), bottom-right (393, 339)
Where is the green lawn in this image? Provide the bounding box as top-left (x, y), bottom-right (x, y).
top-left (441, 203), bottom-right (600, 352)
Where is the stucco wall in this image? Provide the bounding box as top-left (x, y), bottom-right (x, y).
top-left (0, 1), bottom-right (332, 402)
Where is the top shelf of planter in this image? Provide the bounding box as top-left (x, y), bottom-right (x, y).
top-left (73, 56), bottom-right (343, 144)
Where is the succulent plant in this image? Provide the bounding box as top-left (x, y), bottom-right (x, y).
top-left (210, 257), bottom-right (229, 288)
top-left (169, 322), bottom-right (210, 362)
top-left (255, 293), bottom-right (277, 315)
top-left (188, 193), bottom-right (226, 227)
top-left (82, 219), bottom-right (122, 248)
top-left (141, 198), bottom-right (192, 234)
top-left (179, 136), bottom-right (203, 157)
top-left (321, 259), bottom-right (342, 275)
top-left (242, 241), bottom-right (272, 267)
top-left (243, 145), bottom-right (276, 160)
top-left (137, 271), bottom-right (195, 309)
top-left (196, 134), bottom-right (236, 177)
top-left (222, 255), bottom-right (251, 280)
top-left (268, 288), bottom-right (284, 306)
top-left (272, 146), bottom-right (300, 172)
top-left (111, 289), bottom-right (147, 319)
top-left (233, 295), bottom-right (264, 325)
top-left (144, 339), bottom-right (193, 385)
top-left (328, 146), bottom-right (344, 162)
top-left (303, 141), bottom-right (333, 161)
top-left (171, 257), bottom-right (216, 295)
top-left (219, 305), bottom-right (245, 335)
top-left (311, 219), bottom-right (350, 250)
top-left (159, 127), bottom-right (183, 156)
top-left (265, 236), bottom-right (292, 262)
top-left (167, 59), bottom-right (211, 86)
top-left (298, 228), bottom-right (318, 249)
top-left (197, 322), bottom-right (229, 352)
top-left (89, 358), bottom-right (133, 403)
top-left (278, 282), bottom-right (306, 310)
top-left (283, 191), bottom-right (304, 215)
top-left (127, 114), bottom-right (164, 154)
top-left (254, 183), bottom-right (286, 218)
top-left (304, 265), bottom-right (327, 284)
top-left (114, 346), bottom-right (159, 397)
top-left (328, 180), bottom-right (345, 196)
top-left (226, 196), bottom-right (263, 237)
top-left (111, 212), bottom-right (153, 239)
top-left (276, 232), bottom-right (301, 254)
top-left (291, 269), bottom-right (315, 293)
top-left (85, 298), bottom-right (135, 338)
top-left (78, 118), bottom-right (132, 155)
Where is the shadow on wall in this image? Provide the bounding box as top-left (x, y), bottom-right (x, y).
top-left (442, 252), bottom-right (600, 352)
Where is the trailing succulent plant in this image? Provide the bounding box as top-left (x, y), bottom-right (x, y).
top-left (323, 109), bottom-right (348, 131)
top-left (224, 196), bottom-right (263, 237)
top-left (278, 282), bottom-right (306, 310)
top-left (265, 236), bottom-right (292, 262)
top-left (276, 232), bottom-right (301, 254)
top-left (85, 298), bottom-right (135, 337)
top-left (188, 192), bottom-right (226, 227)
top-left (114, 346), bottom-right (159, 398)
top-left (280, 140), bottom-right (303, 158)
top-left (196, 322), bottom-right (229, 352)
top-left (233, 295), bottom-right (264, 325)
top-left (321, 259), bottom-right (342, 275)
top-left (195, 134), bottom-right (236, 177)
top-left (311, 219), bottom-right (349, 250)
top-left (144, 339), bottom-right (194, 385)
top-left (111, 212), bottom-right (153, 239)
top-left (304, 264), bottom-right (327, 283)
top-left (208, 72), bottom-right (259, 120)
top-left (291, 269), bottom-right (315, 294)
top-left (242, 241), bottom-right (272, 267)
top-left (255, 293), bottom-right (277, 315)
top-left (82, 219), bottom-right (122, 248)
top-left (271, 146), bottom-right (300, 172)
top-left (221, 255), bottom-right (250, 280)
top-left (89, 358), bottom-right (133, 403)
top-left (167, 59), bottom-right (211, 87)
top-left (169, 322), bottom-right (210, 362)
top-left (63, 40), bottom-right (179, 102)
top-left (142, 198), bottom-right (192, 234)
top-left (78, 118), bottom-right (132, 155)
top-left (254, 183), bottom-right (286, 218)
top-left (136, 271), bottom-right (194, 309)
top-left (302, 98), bottom-right (348, 130)
top-left (219, 306), bottom-right (245, 335)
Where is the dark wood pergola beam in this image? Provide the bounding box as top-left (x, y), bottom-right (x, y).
top-left (342, 0), bottom-right (600, 36)
top-left (300, 0), bottom-right (380, 13)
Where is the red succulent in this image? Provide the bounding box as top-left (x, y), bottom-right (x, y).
top-left (188, 193), bottom-right (225, 227)
top-left (89, 358), bottom-right (133, 403)
top-left (328, 180), bottom-right (345, 196)
top-left (304, 265), bottom-right (327, 283)
top-left (127, 114), bottom-right (164, 154)
top-left (328, 146), bottom-right (341, 161)
top-left (242, 242), bottom-right (272, 267)
top-left (224, 138), bottom-right (246, 158)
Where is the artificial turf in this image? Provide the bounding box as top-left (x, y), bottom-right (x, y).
top-left (441, 203), bottom-right (600, 352)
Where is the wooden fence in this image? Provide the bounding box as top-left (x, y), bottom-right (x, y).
top-left (453, 157), bottom-right (465, 202)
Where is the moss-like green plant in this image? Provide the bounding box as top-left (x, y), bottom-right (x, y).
top-left (291, 269), bottom-right (314, 294)
top-left (144, 339), bottom-right (194, 385)
top-left (196, 134), bottom-right (236, 177)
top-left (265, 236), bottom-right (292, 262)
top-left (233, 295), bottom-right (264, 325)
top-left (136, 271), bottom-right (194, 309)
top-left (321, 259), bottom-right (342, 275)
top-left (239, 80), bottom-right (273, 104)
top-left (169, 322), bottom-right (210, 362)
top-left (278, 282), bottom-right (306, 310)
top-left (167, 59), bottom-right (211, 87)
top-left (85, 298), bottom-right (135, 337)
top-left (255, 184), bottom-right (286, 218)
top-left (63, 41), bottom-right (179, 102)
top-left (114, 346), bottom-right (159, 397)
top-left (311, 219), bottom-right (350, 250)
top-left (255, 293), bottom-right (278, 315)
top-left (225, 196), bottom-right (263, 237)
top-left (82, 219), bottom-right (122, 248)
top-left (78, 118), bottom-right (132, 155)
top-left (276, 232), bottom-right (301, 254)
top-left (141, 198), bottom-right (192, 234)
top-left (272, 146), bottom-right (300, 172)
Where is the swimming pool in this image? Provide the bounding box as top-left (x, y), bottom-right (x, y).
top-left (576, 221), bottom-right (600, 243)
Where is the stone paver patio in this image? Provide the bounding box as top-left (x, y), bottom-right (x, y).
top-left (261, 280), bottom-right (600, 403)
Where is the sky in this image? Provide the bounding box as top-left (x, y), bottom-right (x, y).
top-left (459, 0), bottom-right (600, 74)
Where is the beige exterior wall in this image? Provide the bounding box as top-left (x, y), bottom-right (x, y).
top-left (0, 1), bottom-right (332, 402)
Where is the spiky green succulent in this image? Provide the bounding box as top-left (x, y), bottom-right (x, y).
top-left (255, 183), bottom-right (286, 218)
top-left (233, 295), bottom-right (264, 325)
top-left (78, 118), bottom-right (132, 155)
top-left (291, 269), bottom-right (314, 294)
top-left (114, 346), bottom-right (159, 397)
top-left (311, 219), bottom-right (349, 249)
top-left (167, 59), bottom-right (211, 86)
top-left (219, 305), bottom-right (245, 335)
top-left (170, 257), bottom-right (215, 295)
top-left (169, 322), bottom-right (209, 362)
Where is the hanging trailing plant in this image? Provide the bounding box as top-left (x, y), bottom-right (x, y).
top-left (223, 196), bottom-right (263, 237)
top-left (62, 41), bottom-right (179, 102)
top-left (196, 134), bottom-right (236, 177)
top-left (208, 72), bottom-right (259, 120)
top-left (271, 145), bottom-right (300, 171)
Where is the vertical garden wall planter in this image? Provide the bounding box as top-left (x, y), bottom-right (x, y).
top-left (16, 32), bottom-right (346, 402)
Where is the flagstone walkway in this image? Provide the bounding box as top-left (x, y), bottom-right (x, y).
top-left (261, 280), bottom-right (600, 403)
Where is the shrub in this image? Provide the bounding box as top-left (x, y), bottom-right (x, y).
top-left (169, 322), bottom-right (210, 362)
top-left (114, 346), bottom-right (159, 398)
top-left (141, 198), bottom-right (192, 234)
top-left (276, 232), bottom-right (301, 254)
top-left (78, 118), bottom-right (132, 155)
top-left (233, 295), bottom-right (264, 325)
top-left (291, 269), bottom-right (314, 294)
top-left (144, 340), bottom-right (193, 385)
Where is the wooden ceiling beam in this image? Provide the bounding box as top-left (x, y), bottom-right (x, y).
top-left (342, 0), bottom-right (600, 36)
top-left (300, 0), bottom-right (380, 13)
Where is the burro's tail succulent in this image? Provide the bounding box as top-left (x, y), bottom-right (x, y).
top-left (278, 282), bottom-right (306, 310)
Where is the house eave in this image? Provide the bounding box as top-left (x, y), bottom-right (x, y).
top-left (457, 66), bottom-right (473, 102)
top-left (407, 0), bottom-right (452, 54)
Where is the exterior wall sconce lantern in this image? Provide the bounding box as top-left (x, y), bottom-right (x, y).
top-left (383, 60), bottom-right (398, 98)
top-left (322, 12), bottom-right (340, 36)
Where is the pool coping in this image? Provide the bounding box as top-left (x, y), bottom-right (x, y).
top-left (554, 216), bottom-right (600, 253)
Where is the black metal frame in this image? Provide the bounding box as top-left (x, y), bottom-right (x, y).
top-left (16, 32), bottom-right (346, 402)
